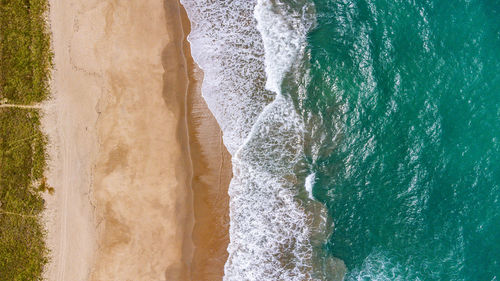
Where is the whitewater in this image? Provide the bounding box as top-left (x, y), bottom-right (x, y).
top-left (180, 0), bottom-right (343, 279)
top-left (180, 0), bottom-right (500, 279)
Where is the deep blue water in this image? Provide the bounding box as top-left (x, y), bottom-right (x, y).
top-left (291, 0), bottom-right (500, 279)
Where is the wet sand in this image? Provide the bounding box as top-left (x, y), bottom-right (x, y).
top-left (44, 0), bottom-right (231, 280)
top-left (180, 8), bottom-right (232, 278)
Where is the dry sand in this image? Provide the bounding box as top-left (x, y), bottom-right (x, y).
top-left (42, 0), bottom-right (100, 279)
top-left (43, 0), bottom-right (231, 280)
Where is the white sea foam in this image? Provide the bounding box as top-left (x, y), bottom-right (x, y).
top-left (180, 0), bottom-right (325, 279)
top-left (346, 250), bottom-right (417, 281)
top-left (254, 0), bottom-right (315, 94)
top-left (179, 0), bottom-right (272, 154)
top-left (227, 96), bottom-right (316, 280)
top-left (305, 173), bottom-right (316, 200)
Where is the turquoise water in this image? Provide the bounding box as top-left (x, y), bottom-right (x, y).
top-left (182, 0), bottom-right (499, 278)
top-left (292, 0), bottom-right (500, 279)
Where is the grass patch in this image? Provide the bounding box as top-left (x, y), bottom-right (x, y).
top-left (0, 108), bottom-right (48, 280)
top-left (0, 0), bottom-right (53, 104)
top-left (0, 0), bottom-right (53, 280)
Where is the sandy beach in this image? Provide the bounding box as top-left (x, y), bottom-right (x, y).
top-left (43, 0), bottom-right (231, 280)
top-left (182, 31), bottom-right (232, 281)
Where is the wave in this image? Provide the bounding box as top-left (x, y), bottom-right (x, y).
top-left (254, 0), bottom-right (315, 95)
top-left (179, 0), bottom-right (272, 154)
top-left (180, 0), bottom-right (342, 279)
top-left (346, 250), bottom-right (420, 281)
top-left (305, 173), bottom-right (316, 200)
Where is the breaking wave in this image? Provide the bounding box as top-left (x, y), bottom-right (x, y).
top-left (180, 0), bottom-right (344, 279)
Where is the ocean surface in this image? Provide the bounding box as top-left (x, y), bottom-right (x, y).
top-left (181, 0), bottom-right (500, 280)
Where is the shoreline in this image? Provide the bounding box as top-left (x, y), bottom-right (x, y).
top-left (178, 3), bottom-right (232, 279)
top-left (166, 2), bottom-right (233, 279)
top-left (43, 0), bottom-right (231, 280)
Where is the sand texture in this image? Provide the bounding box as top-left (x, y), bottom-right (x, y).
top-left (183, 42), bottom-right (232, 281)
top-left (44, 0), bottom-right (231, 280)
top-left (43, 0), bottom-right (100, 279)
top-left (88, 0), bottom-right (193, 279)
top-left (178, 6), bottom-right (232, 278)
top-left (187, 68), bottom-right (232, 280)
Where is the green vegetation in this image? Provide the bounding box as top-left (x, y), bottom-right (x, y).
top-left (0, 0), bottom-right (53, 280)
top-left (0, 109), bottom-right (48, 280)
top-left (1, 0), bottom-right (52, 104)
